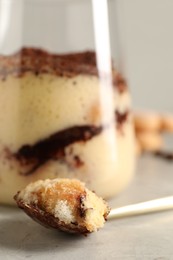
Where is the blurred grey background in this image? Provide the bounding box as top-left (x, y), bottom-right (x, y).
top-left (120, 0), bottom-right (173, 112)
top-left (0, 0), bottom-right (173, 112)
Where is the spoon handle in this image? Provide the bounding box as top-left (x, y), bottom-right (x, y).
top-left (108, 196), bottom-right (173, 220)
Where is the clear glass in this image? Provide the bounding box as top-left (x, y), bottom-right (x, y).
top-left (0, 0), bottom-right (135, 204)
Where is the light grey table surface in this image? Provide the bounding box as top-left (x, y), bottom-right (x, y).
top-left (1, 153), bottom-right (173, 260)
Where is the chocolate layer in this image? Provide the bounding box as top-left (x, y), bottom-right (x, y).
top-left (0, 47), bottom-right (127, 92)
top-left (15, 125), bottom-right (103, 175)
top-left (115, 110), bottom-right (129, 131)
top-left (13, 109), bottom-right (129, 175)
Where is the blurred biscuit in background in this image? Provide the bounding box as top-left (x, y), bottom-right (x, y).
top-left (134, 111), bottom-right (162, 132)
top-left (136, 131), bottom-right (163, 152)
top-left (161, 114), bottom-right (173, 132)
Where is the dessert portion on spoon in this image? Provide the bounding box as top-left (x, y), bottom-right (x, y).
top-left (14, 178), bottom-right (110, 235)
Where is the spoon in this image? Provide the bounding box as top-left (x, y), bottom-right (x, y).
top-left (108, 196), bottom-right (173, 220)
top-left (14, 178), bottom-right (173, 235)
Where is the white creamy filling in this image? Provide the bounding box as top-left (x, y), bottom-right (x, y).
top-left (0, 122), bottom-right (135, 204)
top-left (0, 73), bottom-right (130, 150)
top-left (0, 73), bottom-right (135, 205)
top-left (54, 200), bottom-right (75, 224)
top-left (0, 74), bottom-right (118, 150)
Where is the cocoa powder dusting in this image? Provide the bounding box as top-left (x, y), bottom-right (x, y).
top-left (0, 47), bottom-right (127, 92)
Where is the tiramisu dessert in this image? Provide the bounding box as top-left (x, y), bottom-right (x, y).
top-left (14, 178), bottom-right (110, 234)
top-left (0, 48), bottom-right (135, 204)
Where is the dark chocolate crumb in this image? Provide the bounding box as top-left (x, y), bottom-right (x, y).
top-left (115, 110), bottom-right (129, 131)
top-left (154, 150), bottom-right (173, 161)
top-left (79, 194), bottom-right (87, 218)
top-left (73, 155), bottom-right (84, 168)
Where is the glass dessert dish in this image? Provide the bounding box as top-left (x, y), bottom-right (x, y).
top-left (0, 0), bottom-right (135, 204)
